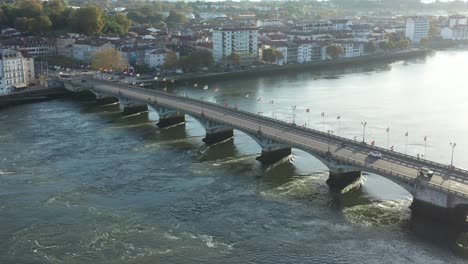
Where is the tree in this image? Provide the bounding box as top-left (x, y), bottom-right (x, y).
top-left (72, 6), bottom-right (104, 35)
top-left (17, 0), bottom-right (43, 18)
top-left (91, 48), bottom-right (127, 71)
top-left (225, 52), bottom-right (241, 66)
top-left (365, 42), bottom-right (376, 54)
top-left (420, 38), bottom-right (430, 48)
top-left (44, 0), bottom-right (67, 27)
top-left (262, 48), bottom-right (283, 63)
top-left (165, 9), bottom-right (187, 27)
top-left (114, 13), bottom-right (131, 31)
top-left (326, 45), bottom-right (344, 59)
top-left (396, 39), bottom-right (410, 49)
top-left (14, 17), bottom-right (33, 32)
top-left (32, 16), bottom-right (52, 34)
top-left (162, 52), bottom-right (179, 70)
top-left (180, 50), bottom-right (214, 72)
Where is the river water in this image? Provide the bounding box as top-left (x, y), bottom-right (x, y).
top-left (0, 50), bottom-right (467, 263)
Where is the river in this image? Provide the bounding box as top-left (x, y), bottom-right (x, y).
top-left (0, 50), bottom-right (466, 263)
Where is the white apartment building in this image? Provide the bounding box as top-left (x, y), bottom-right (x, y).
top-left (144, 49), bottom-right (178, 69)
top-left (441, 25), bottom-right (468, 40)
top-left (405, 17), bottom-right (429, 44)
top-left (296, 40), bottom-right (325, 63)
top-left (449, 15), bottom-right (467, 28)
top-left (0, 49), bottom-right (35, 95)
top-left (70, 40), bottom-right (115, 63)
top-left (332, 42), bottom-right (365, 58)
top-left (212, 27), bottom-right (259, 62)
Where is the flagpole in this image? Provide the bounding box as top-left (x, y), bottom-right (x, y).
top-left (405, 132), bottom-right (408, 154)
top-left (424, 137), bottom-right (427, 158)
top-left (308, 110), bottom-right (311, 128)
top-left (337, 116), bottom-right (341, 136)
top-left (322, 112), bottom-right (325, 132)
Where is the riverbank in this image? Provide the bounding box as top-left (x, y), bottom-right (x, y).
top-left (0, 86), bottom-right (70, 108)
top-left (173, 49), bottom-right (431, 83)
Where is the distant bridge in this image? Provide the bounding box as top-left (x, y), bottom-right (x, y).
top-left (65, 76), bottom-right (468, 226)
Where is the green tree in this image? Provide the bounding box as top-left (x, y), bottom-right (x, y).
top-left (14, 17), bottom-right (33, 31)
top-left (17, 0), bottom-right (43, 18)
top-left (44, 0), bottom-right (67, 27)
top-left (396, 39), bottom-right (410, 49)
top-left (32, 16), bottom-right (52, 34)
top-left (162, 52), bottom-right (179, 70)
top-left (224, 52), bottom-right (241, 66)
top-left (91, 48), bottom-right (127, 71)
top-left (262, 48), bottom-right (283, 63)
top-left (420, 38), bottom-right (430, 48)
top-left (72, 6), bottom-right (104, 35)
top-left (326, 45), bottom-right (344, 59)
top-left (180, 50), bottom-right (213, 72)
top-left (165, 9), bottom-right (187, 27)
top-left (365, 42), bottom-right (376, 54)
top-left (115, 13), bottom-right (131, 31)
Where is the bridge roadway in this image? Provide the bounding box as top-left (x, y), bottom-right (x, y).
top-left (76, 78), bottom-right (468, 201)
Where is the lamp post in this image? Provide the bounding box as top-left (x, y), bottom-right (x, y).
top-left (361, 122), bottom-right (367, 143)
top-left (201, 96), bottom-right (205, 115)
top-left (258, 111), bottom-right (263, 131)
top-left (327, 130), bottom-right (334, 153)
top-left (450, 142), bottom-right (456, 167)
top-left (291, 106), bottom-right (297, 125)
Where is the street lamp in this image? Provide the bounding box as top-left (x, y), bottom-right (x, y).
top-left (201, 96), bottom-right (205, 115)
top-left (361, 122), bottom-right (367, 143)
top-left (258, 111), bottom-right (263, 131)
top-left (327, 130), bottom-right (334, 153)
top-left (291, 106), bottom-right (297, 125)
top-left (450, 142), bottom-right (456, 167)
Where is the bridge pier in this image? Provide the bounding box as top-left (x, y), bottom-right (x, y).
top-left (326, 170), bottom-right (362, 190)
top-left (256, 147), bottom-right (292, 164)
top-left (193, 117), bottom-right (234, 145)
top-left (411, 199), bottom-right (467, 228)
top-left (149, 104), bottom-right (185, 128)
top-left (119, 98), bottom-right (148, 115)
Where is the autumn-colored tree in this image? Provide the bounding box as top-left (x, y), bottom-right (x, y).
top-left (365, 42), bottom-right (376, 54)
top-left (91, 48), bottom-right (127, 71)
top-left (262, 48), bottom-right (283, 63)
top-left (326, 45), bottom-right (344, 59)
top-left (162, 52), bottom-right (179, 70)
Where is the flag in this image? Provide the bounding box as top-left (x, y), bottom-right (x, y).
top-left (224, 103), bottom-right (229, 107)
top-left (139, 83), bottom-right (144, 87)
top-left (269, 100), bottom-right (274, 104)
top-left (154, 77), bottom-right (158, 80)
top-left (424, 136), bottom-right (427, 141)
top-left (171, 79), bottom-right (175, 83)
top-left (193, 83), bottom-right (198, 87)
top-left (257, 97), bottom-right (262, 102)
top-left (390, 145), bottom-right (394, 151)
top-left (321, 112), bottom-right (324, 117)
top-left (163, 78), bottom-right (166, 82)
top-left (214, 88), bottom-right (219, 92)
top-left (337, 115), bottom-right (340, 120)
top-left (136, 74), bottom-right (140, 77)
top-left (306, 108), bottom-right (310, 113)
top-left (371, 140), bottom-right (375, 146)
top-left (405, 132), bottom-right (408, 137)
top-left (203, 85), bottom-right (208, 90)
top-left (386, 127), bottom-right (389, 132)
top-left (245, 94), bottom-right (249, 98)
top-left (162, 87), bottom-right (167, 92)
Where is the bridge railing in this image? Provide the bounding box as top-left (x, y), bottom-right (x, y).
top-left (81, 77), bottom-right (468, 180)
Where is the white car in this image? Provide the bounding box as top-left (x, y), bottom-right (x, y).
top-left (369, 151), bottom-right (382, 158)
top-left (419, 167), bottom-right (434, 177)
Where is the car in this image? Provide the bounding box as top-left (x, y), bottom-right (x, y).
top-left (369, 150), bottom-right (382, 158)
top-left (419, 167), bottom-right (434, 177)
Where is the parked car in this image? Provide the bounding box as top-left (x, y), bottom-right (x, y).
top-left (419, 167), bottom-right (434, 178)
top-left (369, 151), bottom-right (382, 158)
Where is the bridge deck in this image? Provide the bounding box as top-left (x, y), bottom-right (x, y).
top-left (75, 78), bottom-right (468, 200)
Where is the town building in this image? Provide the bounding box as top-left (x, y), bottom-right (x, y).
top-left (441, 25), bottom-right (468, 40)
top-left (144, 49), bottom-right (178, 69)
top-left (69, 39), bottom-right (115, 63)
top-left (1, 37), bottom-right (56, 57)
top-left (448, 15), bottom-right (467, 28)
top-left (405, 17), bottom-right (429, 44)
top-left (212, 27), bottom-right (259, 62)
top-left (0, 49), bottom-right (35, 95)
